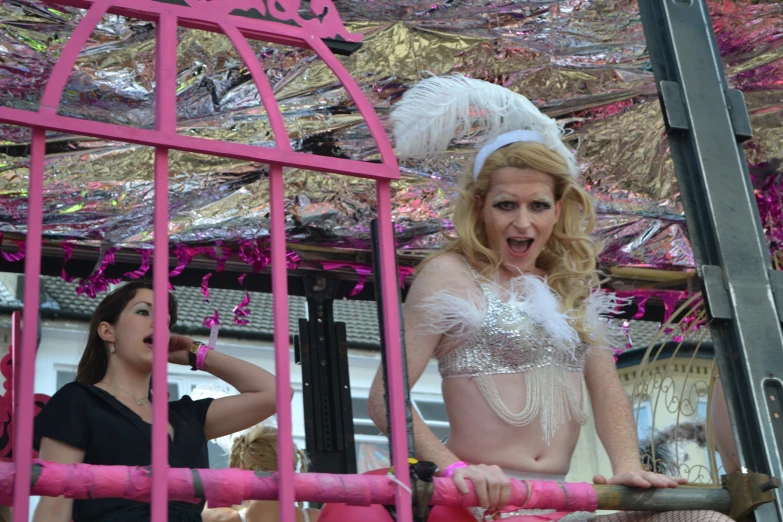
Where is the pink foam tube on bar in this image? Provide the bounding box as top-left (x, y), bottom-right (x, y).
top-left (0, 461), bottom-right (598, 512)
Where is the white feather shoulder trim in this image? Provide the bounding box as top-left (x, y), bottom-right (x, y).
top-left (413, 282), bottom-right (487, 342)
top-left (582, 289), bottom-right (629, 349)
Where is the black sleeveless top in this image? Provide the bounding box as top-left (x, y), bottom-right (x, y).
top-left (34, 382), bottom-right (214, 521)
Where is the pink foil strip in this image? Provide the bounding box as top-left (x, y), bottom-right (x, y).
top-left (321, 261), bottom-right (372, 297)
top-left (75, 247), bottom-right (122, 298)
top-left (398, 266), bottom-right (414, 288)
top-left (0, 233), bottom-right (26, 263)
top-left (201, 273), bottom-right (212, 301)
top-left (0, 461), bottom-right (601, 511)
top-left (60, 243), bottom-right (75, 283)
top-left (286, 251), bottom-right (300, 270)
top-left (615, 289), bottom-right (689, 324)
top-left (319, 262), bottom-right (416, 297)
top-left (238, 239), bottom-right (269, 273)
top-left (233, 273), bottom-right (251, 326)
top-left (169, 244), bottom-right (194, 278)
top-left (123, 249), bottom-right (151, 280)
top-left (201, 243), bottom-right (231, 328)
top-left (201, 273), bottom-right (221, 328)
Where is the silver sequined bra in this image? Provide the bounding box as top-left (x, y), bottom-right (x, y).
top-left (437, 283), bottom-right (589, 380)
top-left (428, 271), bottom-right (592, 443)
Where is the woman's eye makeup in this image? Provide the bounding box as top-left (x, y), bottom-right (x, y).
top-left (492, 200), bottom-right (552, 211)
top-left (493, 200), bottom-right (516, 210)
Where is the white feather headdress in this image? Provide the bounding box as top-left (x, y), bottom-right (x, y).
top-left (390, 74), bottom-right (579, 178)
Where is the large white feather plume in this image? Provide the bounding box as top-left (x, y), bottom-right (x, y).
top-left (391, 74), bottom-right (578, 177)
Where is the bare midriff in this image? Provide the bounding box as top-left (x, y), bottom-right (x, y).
top-left (442, 372), bottom-right (584, 474)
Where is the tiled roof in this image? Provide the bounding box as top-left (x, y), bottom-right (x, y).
top-left (0, 276), bottom-right (706, 350)
top-left (0, 282), bottom-right (19, 308)
top-left (611, 317), bottom-right (713, 347)
top-left (0, 276), bottom-right (381, 348)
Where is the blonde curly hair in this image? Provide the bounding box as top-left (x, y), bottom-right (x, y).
top-left (229, 423), bottom-right (309, 474)
top-left (421, 141), bottom-right (602, 342)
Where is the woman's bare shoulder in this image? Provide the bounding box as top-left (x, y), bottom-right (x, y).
top-left (415, 252), bottom-right (475, 285)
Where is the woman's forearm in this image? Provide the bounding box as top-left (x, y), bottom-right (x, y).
top-left (592, 384), bottom-right (643, 474)
top-left (203, 350), bottom-right (280, 395)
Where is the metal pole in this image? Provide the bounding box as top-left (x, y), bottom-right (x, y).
top-left (636, 1), bottom-right (783, 520)
top-left (371, 218), bottom-right (417, 463)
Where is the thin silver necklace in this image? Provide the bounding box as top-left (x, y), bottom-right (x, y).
top-left (99, 381), bottom-right (146, 406)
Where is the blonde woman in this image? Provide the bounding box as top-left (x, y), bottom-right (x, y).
top-left (365, 75), bottom-right (734, 522)
top-left (203, 424), bottom-right (318, 522)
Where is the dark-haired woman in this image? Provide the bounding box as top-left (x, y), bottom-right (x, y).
top-left (33, 281), bottom-right (283, 522)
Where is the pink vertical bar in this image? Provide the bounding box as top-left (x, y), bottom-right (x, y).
top-left (375, 180), bottom-right (412, 522)
top-left (268, 162), bottom-right (295, 522)
top-left (152, 10), bottom-right (177, 522)
top-left (13, 128), bottom-right (46, 522)
top-left (10, 311), bottom-right (21, 419)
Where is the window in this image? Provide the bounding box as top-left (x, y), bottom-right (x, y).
top-left (697, 401), bottom-right (724, 475)
top-left (634, 402), bottom-right (653, 442)
top-left (413, 399), bottom-right (450, 441)
top-left (56, 370), bottom-right (76, 390)
top-left (351, 394), bottom-right (450, 472)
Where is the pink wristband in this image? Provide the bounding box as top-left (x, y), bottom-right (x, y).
top-left (442, 461), bottom-right (468, 478)
top-left (195, 344), bottom-right (212, 371)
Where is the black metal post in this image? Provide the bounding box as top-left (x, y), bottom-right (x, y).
top-left (637, 1), bottom-right (783, 520)
top-left (297, 276), bottom-right (357, 488)
top-left (370, 218), bottom-right (416, 462)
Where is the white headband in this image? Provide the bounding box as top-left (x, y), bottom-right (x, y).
top-left (472, 130), bottom-right (545, 179)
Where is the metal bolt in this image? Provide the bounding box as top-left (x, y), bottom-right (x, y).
top-left (761, 478), bottom-right (782, 492)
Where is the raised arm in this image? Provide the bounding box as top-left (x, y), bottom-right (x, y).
top-left (201, 350), bottom-right (291, 440)
top-left (168, 337), bottom-right (290, 440)
top-left (369, 253), bottom-right (462, 469)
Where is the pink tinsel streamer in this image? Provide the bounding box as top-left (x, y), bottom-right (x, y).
top-left (0, 233), bottom-right (25, 263)
top-left (75, 247), bottom-right (122, 298)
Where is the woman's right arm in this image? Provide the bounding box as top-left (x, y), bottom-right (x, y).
top-left (33, 438), bottom-right (86, 522)
top-left (368, 255), bottom-right (461, 470)
top-left (367, 254), bottom-right (510, 512)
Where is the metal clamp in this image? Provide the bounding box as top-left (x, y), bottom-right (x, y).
top-left (768, 269), bottom-right (783, 324)
top-left (660, 80), bottom-right (690, 132)
top-left (701, 265), bottom-right (733, 321)
top-left (726, 88), bottom-right (753, 143)
top-left (411, 461), bottom-right (437, 522)
top-left (722, 472), bottom-right (781, 521)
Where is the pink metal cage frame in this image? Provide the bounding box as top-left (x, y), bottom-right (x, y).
top-left (0, 1), bottom-right (412, 521)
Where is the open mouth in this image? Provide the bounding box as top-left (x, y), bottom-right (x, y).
top-left (143, 336), bottom-right (153, 347)
top-left (507, 238), bottom-right (533, 256)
